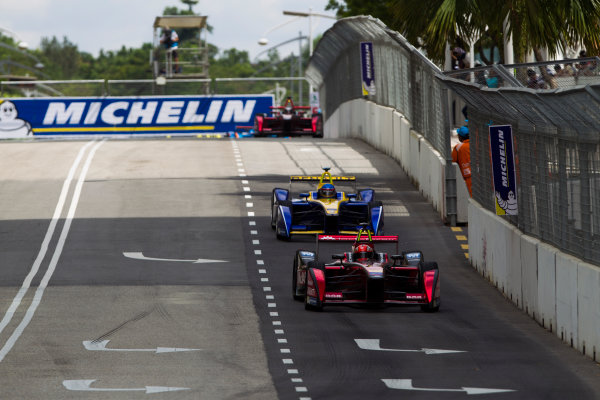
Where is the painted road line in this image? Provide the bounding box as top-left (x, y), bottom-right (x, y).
top-left (382, 379), bottom-right (515, 395)
top-left (0, 140), bottom-right (96, 339)
top-left (123, 252), bottom-right (227, 264)
top-left (451, 227), bottom-right (463, 232)
top-left (63, 380), bottom-right (189, 394)
top-left (249, 221), bottom-right (256, 226)
top-left (248, 211), bottom-right (255, 217)
top-left (456, 235), bottom-right (468, 241)
top-left (0, 140), bottom-right (105, 363)
top-left (83, 340), bottom-right (201, 353)
top-left (355, 339), bottom-right (465, 355)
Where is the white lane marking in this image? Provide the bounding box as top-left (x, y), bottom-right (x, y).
top-left (0, 140), bottom-right (95, 339)
top-left (238, 168), bottom-right (245, 172)
top-left (273, 321), bottom-right (282, 326)
top-left (242, 180), bottom-right (249, 184)
top-left (246, 202), bottom-right (254, 207)
top-left (266, 295), bottom-right (274, 299)
top-left (237, 163), bottom-right (243, 167)
top-left (258, 269), bottom-right (266, 274)
top-left (381, 379), bottom-right (516, 395)
top-left (355, 339), bottom-right (465, 355)
top-left (239, 173), bottom-right (247, 177)
top-left (252, 240), bottom-right (260, 245)
top-left (250, 230), bottom-right (258, 235)
top-left (123, 252), bottom-right (227, 264)
top-left (280, 348), bottom-right (290, 353)
top-left (249, 221), bottom-right (256, 226)
top-left (287, 369), bottom-right (298, 374)
top-left (283, 359), bottom-right (293, 364)
top-left (83, 340), bottom-right (201, 353)
top-left (243, 187), bottom-right (250, 192)
top-left (245, 195), bottom-right (252, 199)
top-left (292, 378), bottom-right (303, 383)
top-left (263, 287), bottom-right (271, 292)
top-left (254, 250), bottom-right (262, 255)
top-left (0, 140), bottom-right (105, 363)
top-left (268, 303), bottom-right (277, 308)
top-left (270, 312), bottom-right (279, 317)
top-left (63, 380), bottom-right (190, 394)
top-left (257, 260), bottom-right (264, 265)
top-left (295, 387), bottom-right (308, 392)
top-left (248, 211), bottom-right (255, 217)
top-left (275, 329), bottom-right (284, 334)
top-left (261, 278), bottom-right (269, 282)
top-left (277, 338), bottom-right (287, 343)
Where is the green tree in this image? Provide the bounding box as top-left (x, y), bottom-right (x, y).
top-left (40, 36), bottom-right (81, 79)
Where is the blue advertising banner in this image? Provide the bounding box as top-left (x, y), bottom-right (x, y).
top-left (489, 124), bottom-right (518, 215)
top-left (0, 95), bottom-right (273, 138)
top-left (360, 42), bottom-right (376, 96)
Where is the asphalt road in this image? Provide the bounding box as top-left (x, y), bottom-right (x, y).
top-left (0, 137), bottom-right (598, 400)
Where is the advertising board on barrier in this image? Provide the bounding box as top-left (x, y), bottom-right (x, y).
top-left (360, 42), bottom-right (376, 96)
top-left (489, 124), bottom-right (518, 215)
top-left (0, 95), bottom-right (273, 138)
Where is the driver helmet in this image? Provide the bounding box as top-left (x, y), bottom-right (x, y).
top-left (353, 243), bottom-right (374, 262)
top-left (318, 183), bottom-right (336, 198)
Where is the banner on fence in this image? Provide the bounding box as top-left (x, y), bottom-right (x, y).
top-left (489, 124), bottom-right (518, 215)
top-left (0, 95), bottom-right (273, 138)
top-left (360, 42), bottom-right (376, 96)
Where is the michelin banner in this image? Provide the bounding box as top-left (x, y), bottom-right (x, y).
top-left (0, 95), bottom-right (273, 138)
top-left (489, 124), bottom-right (518, 215)
top-left (360, 42), bottom-right (376, 96)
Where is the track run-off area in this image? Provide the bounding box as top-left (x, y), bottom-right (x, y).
top-left (0, 137), bottom-right (599, 400)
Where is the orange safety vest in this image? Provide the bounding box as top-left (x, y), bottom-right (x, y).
top-left (452, 139), bottom-right (472, 196)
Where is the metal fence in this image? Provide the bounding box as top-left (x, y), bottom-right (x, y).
top-left (0, 77), bottom-right (308, 104)
top-left (439, 75), bottom-right (600, 265)
top-left (306, 16), bottom-right (450, 159)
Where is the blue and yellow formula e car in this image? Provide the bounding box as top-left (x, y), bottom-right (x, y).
top-left (271, 167), bottom-right (384, 240)
top-left (292, 226), bottom-right (440, 312)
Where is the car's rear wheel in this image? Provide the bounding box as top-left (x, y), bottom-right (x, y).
top-left (420, 261), bottom-right (440, 312)
top-left (292, 257), bottom-right (303, 301)
top-left (276, 200), bottom-right (292, 241)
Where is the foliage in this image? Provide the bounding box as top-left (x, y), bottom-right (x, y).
top-left (326, 0), bottom-right (600, 65)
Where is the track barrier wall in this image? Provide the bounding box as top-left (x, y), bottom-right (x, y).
top-left (307, 15), bottom-right (600, 362)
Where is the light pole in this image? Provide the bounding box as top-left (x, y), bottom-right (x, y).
top-left (282, 9), bottom-right (337, 94)
top-left (0, 26), bottom-right (29, 50)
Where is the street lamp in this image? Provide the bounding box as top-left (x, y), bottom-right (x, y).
top-left (282, 9), bottom-right (336, 95)
top-left (282, 9), bottom-right (337, 57)
top-left (0, 26), bottom-right (29, 50)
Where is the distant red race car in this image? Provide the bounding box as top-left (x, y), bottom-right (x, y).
top-left (254, 97), bottom-right (323, 137)
top-left (292, 226), bottom-right (440, 312)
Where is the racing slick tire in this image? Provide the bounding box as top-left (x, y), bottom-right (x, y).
top-left (314, 114), bottom-right (324, 138)
top-left (304, 261), bottom-right (325, 311)
top-left (369, 200), bottom-right (384, 234)
top-left (420, 261), bottom-right (440, 312)
top-left (292, 256), bottom-right (303, 301)
top-left (276, 200), bottom-right (292, 241)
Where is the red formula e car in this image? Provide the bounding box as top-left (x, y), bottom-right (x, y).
top-left (292, 226), bottom-right (440, 312)
top-left (254, 97), bottom-right (323, 137)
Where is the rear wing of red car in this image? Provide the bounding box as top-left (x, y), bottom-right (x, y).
top-left (316, 234), bottom-right (399, 257)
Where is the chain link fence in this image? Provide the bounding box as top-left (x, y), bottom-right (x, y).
top-left (306, 16), bottom-right (450, 159)
top-left (440, 75), bottom-right (600, 265)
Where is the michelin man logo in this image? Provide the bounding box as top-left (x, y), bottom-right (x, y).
top-left (496, 190), bottom-right (518, 215)
top-left (0, 100), bottom-right (33, 138)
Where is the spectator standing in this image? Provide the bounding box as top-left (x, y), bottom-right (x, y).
top-left (452, 125), bottom-right (472, 196)
top-left (160, 27), bottom-right (180, 73)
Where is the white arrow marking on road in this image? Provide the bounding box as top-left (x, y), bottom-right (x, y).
top-left (63, 380), bottom-right (190, 394)
top-left (83, 340), bottom-right (201, 354)
top-left (355, 339), bottom-right (466, 355)
top-left (382, 379), bottom-right (516, 395)
top-left (123, 252), bottom-right (228, 264)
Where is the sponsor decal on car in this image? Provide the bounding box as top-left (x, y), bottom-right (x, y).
top-left (405, 252), bottom-right (421, 260)
top-left (325, 292), bottom-right (343, 299)
top-left (406, 294), bottom-right (425, 300)
top-left (299, 251), bottom-right (314, 257)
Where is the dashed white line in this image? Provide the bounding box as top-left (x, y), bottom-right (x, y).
top-left (273, 321), bottom-right (282, 326)
top-left (268, 303), bottom-right (277, 308)
top-left (252, 240), bottom-right (260, 245)
top-left (292, 378), bottom-right (303, 383)
top-left (283, 359), bottom-right (294, 364)
top-left (256, 260), bottom-right (264, 265)
top-left (280, 348), bottom-right (290, 353)
top-left (275, 329), bottom-right (284, 334)
top-left (251, 230), bottom-right (258, 235)
top-left (248, 211), bottom-right (255, 217)
top-left (258, 269), bottom-right (266, 273)
top-left (261, 278), bottom-right (269, 282)
top-left (288, 369), bottom-right (298, 374)
top-left (266, 295), bottom-right (274, 299)
top-left (249, 221), bottom-right (256, 226)
top-left (270, 312), bottom-right (279, 317)
top-left (246, 202), bottom-right (254, 207)
top-left (263, 287), bottom-right (271, 292)
top-left (254, 250), bottom-right (262, 255)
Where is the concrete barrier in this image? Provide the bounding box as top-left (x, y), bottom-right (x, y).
top-left (520, 235), bottom-right (539, 318)
top-left (577, 261), bottom-right (600, 360)
top-left (537, 242), bottom-right (557, 331)
top-left (555, 252), bottom-right (579, 347)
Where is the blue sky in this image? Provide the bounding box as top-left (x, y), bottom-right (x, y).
top-left (1, 0), bottom-right (337, 60)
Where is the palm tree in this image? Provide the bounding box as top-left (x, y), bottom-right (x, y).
top-left (390, 0), bottom-right (600, 65)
